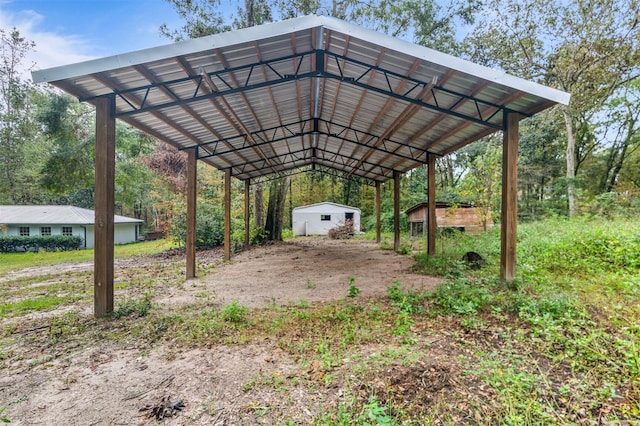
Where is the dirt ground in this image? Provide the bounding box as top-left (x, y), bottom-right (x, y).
top-left (0, 237), bottom-right (444, 425)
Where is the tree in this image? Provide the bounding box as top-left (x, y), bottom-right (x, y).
top-left (37, 93), bottom-right (95, 201)
top-left (457, 137), bottom-right (502, 230)
top-left (464, 0), bottom-right (640, 216)
top-left (0, 28), bottom-right (36, 203)
top-left (593, 79), bottom-right (640, 193)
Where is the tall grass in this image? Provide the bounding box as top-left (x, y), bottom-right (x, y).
top-left (413, 215), bottom-right (640, 422)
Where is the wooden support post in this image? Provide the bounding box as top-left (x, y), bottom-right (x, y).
top-left (224, 168), bottom-right (231, 261)
top-left (427, 153), bottom-right (437, 256)
top-left (393, 171), bottom-right (400, 251)
top-left (94, 95), bottom-right (115, 318)
top-left (244, 179), bottom-right (250, 250)
top-left (186, 148), bottom-right (197, 279)
top-left (501, 112), bottom-right (519, 282)
top-left (375, 181), bottom-right (381, 244)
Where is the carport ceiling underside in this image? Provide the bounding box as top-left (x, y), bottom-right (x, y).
top-left (33, 15), bottom-right (569, 183)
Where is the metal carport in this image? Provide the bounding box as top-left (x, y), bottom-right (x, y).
top-left (32, 15), bottom-right (570, 317)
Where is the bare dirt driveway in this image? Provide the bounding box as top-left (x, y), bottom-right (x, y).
top-left (1, 237), bottom-right (445, 426)
top-left (165, 237), bottom-right (441, 309)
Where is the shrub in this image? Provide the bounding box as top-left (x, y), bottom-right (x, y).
top-left (170, 202), bottom-right (224, 249)
top-left (0, 235), bottom-right (83, 252)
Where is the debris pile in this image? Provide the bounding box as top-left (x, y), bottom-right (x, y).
top-left (140, 395), bottom-right (185, 421)
top-left (328, 220), bottom-right (354, 239)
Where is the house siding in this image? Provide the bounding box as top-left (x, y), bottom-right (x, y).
top-left (292, 203), bottom-right (361, 236)
top-left (2, 223), bottom-right (139, 249)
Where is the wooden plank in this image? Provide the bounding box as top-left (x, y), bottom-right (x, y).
top-left (94, 96), bottom-right (115, 317)
top-left (224, 168), bottom-right (231, 261)
top-left (501, 113), bottom-right (519, 282)
top-left (375, 181), bottom-right (381, 243)
top-left (244, 180), bottom-right (250, 249)
top-left (427, 153), bottom-right (437, 256)
top-left (393, 171), bottom-right (400, 251)
top-left (186, 148), bottom-right (197, 279)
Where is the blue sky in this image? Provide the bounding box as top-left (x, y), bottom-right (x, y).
top-left (0, 0), bottom-right (200, 77)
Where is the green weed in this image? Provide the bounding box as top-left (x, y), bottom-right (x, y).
top-left (347, 276), bottom-right (360, 298)
top-left (222, 301), bottom-right (248, 323)
top-left (113, 294), bottom-right (153, 318)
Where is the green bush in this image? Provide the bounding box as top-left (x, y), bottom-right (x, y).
top-left (0, 235), bottom-right (82, 252)
top-left (170, 202), bottom-right (224, 249)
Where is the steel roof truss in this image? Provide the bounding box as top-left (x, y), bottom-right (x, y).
top-left (95, 49), bottom-right (516, 131)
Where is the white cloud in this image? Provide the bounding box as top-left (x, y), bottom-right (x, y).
top-left (0, 7), bottom-right (95, 81)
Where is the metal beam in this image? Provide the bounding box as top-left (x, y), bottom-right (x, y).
top-left (90, 49), bottom-right (522, 131)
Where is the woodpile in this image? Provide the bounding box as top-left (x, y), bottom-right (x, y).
top-left (328, 220), bottom-right (354, 239)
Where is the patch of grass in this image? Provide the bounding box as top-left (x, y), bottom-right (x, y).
top-left (0, 239), bottom-right (176, 275)
top-left (0, 295), bottom-right (68, 317)
top-left (222, 301), bottom-right (249, 323)
top-left (113, 294), bottom-right (153, 318)
top-left (49, 311), bottom-right (88, 341)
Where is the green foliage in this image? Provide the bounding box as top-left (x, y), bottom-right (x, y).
top-left (347, 276), bottom-right (360, 298)
top-left (429, 278), bottom-right (495, 315)
top-left (49, 311), bottom-right (87, 341)
top-left (0, 235), bottom-right (82, 253)
top-left (0, 295), bottom-right (67, 317)
top-left (113, 294), bottom-right (153, 319)
top-left (170, 202), bottom-right (224, 249)
top-left (386, 281), bottom-right (426, 314)
top-left (222, 301), bottom-right (248, 323)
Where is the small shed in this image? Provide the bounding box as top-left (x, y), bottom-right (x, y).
top-left (0, 205), bottom-right (143, 248)
top-left (405, 202), bottom-right (493, 236)
top-left (292, 202), bottom-right (361, 236)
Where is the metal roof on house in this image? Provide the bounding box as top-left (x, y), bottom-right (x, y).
top-left (405, 201), bottom-right (473, 214)
top-left (32, 15), bottom-right (570, 183)
top-left (293, 202), bottom-right (361, 213)
top-left (0, 206), bottom-right (143, 225)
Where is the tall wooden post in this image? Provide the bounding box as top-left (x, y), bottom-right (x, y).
top-left (244, 179), bottom-right (250, 250)
top-left (186, 148), bottom-right (197, 279)
top-left (427, 153), bottom-right (437, 256)
top-left (94, 95), bottom-right (115, 317)
top-left (224, 168), bottom-right (232, 261)
top-left (501, 112), bottom-right (519, 282)
top-left (393, 171), bottom-right (400, 251)
top-left (375, 181), bottom-right (381, 243)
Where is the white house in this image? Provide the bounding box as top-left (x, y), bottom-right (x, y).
top-left (0, 205), bottom-right (143, 249)
top-left (292, 202), bottom-right (361, 236)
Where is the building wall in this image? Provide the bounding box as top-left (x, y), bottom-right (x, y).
top-left (3, 224), bottom-right (88, 247)
top-left (292, 205), bottom-right (361, 236)
top-left (2, 223), bottom-right (140, 249)
top-left (408, 206), bottom-right (493, 235)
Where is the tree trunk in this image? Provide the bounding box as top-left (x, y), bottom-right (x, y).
top-left (264, 176), bottom-right (289, 241)
top-left (563, 109), bottom-right (577, 217)
top-left (254, 181), bottom-right (264, 228)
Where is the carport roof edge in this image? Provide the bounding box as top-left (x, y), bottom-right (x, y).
top-left (31, 14), bottom-right (570, 183)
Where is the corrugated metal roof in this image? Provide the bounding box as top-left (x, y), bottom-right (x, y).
top-left (32, 15), bottom-right (570, 183)
top-left (0, 206), bottom-right (143, 225)
top-left (292, 202), bottom-right (361, 213)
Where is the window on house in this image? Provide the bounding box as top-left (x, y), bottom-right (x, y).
top-left (19, 227), bottom-right (30, 236)
top-left (62, 226), bottom-right (73, 236)
top-left (321, 215), bottom-right (331, 221)
top-left (41, 227), bottom-right (51, 236)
